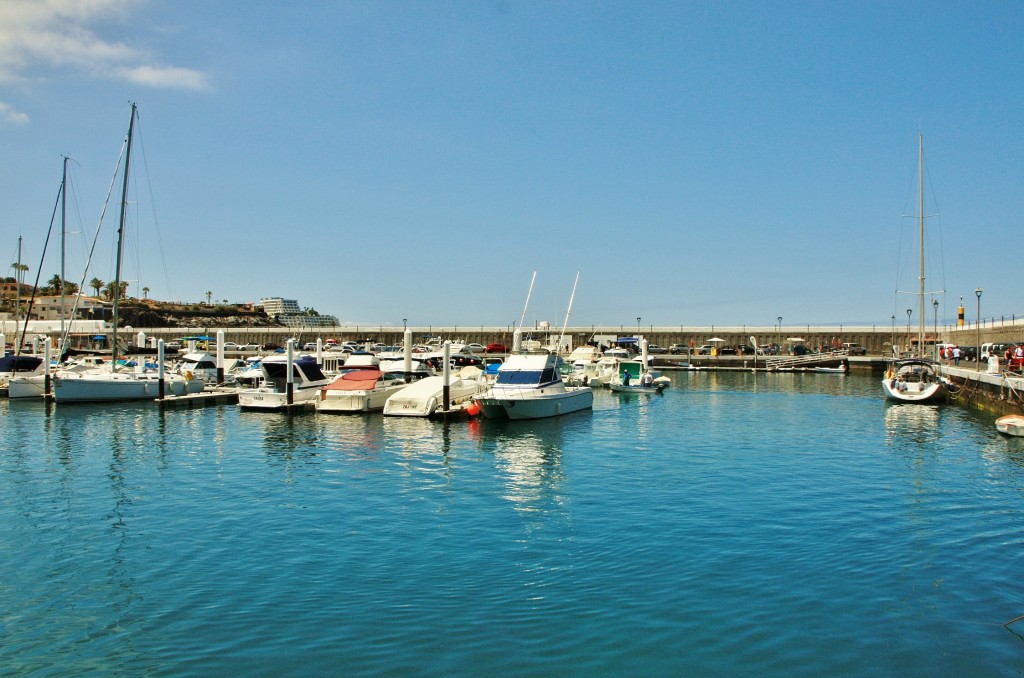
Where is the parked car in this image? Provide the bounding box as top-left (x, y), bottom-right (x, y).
top-left (646, 344), bottom-right (668, 354)
top-left (669, 343), bottom-right (689, 354)
top-left (302, 342), bottom-right (317, 350)
top-left (697, 345), bottom-right (714, 355)
top-left (842, 342), bottom-right (867, 356)
top-left (466, 343), bottom-right (485, 353)
top-left (240, 343), bottom-right (260, 351)
top-left (485, 343), bottom-right (509, 353)
top-left (221, 342), bottom-right (240, 349)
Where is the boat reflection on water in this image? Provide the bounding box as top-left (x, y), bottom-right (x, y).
top-left (485, 418), bottom-right (567, 513)
top-left (884, 402), bottom-right (942, 446)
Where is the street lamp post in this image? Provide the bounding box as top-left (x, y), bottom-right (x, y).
top-left (932, 299), bottom-right (939, 360)
top-left (636, 317), bottom-right (641, 338)
top-left (777, 316), bottom-right (782, 349)
top-left (975, 287), bottom-right (983, 367)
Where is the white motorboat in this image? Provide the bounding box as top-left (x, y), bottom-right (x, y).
top-left (996, 414), bottom-right (1024, 437)
top-left (316, 368), bottom-right (408, 413)
top-left (477, 351), bottom-right (593, 420)
top-left (882, 359), bottom-right (948, 403)
top-left (237, 354), bottom-right (332, 410)
top-left (383, 371), bottom-right (488, 417)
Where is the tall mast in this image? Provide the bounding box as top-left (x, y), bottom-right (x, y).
top-left (111, 103), bottom-right (136, 370)
top-left (918, 133), bottom-right (926, 355)
top-left (60, 155), bottom-right (67, 341)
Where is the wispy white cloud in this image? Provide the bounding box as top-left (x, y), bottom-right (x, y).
top-left (0, 101), bottom-right (30, 124)
top-left (0, 0), bottom-right (210, 90)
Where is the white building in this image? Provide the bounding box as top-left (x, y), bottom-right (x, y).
top-left (259, 297), bottom-right (338, 327)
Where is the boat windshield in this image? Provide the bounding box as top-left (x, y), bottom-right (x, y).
top-left (495, 367), bottom-right (558, 386)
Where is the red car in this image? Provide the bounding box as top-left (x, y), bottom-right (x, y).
top-left (485, 343), bottom-right (509, 353)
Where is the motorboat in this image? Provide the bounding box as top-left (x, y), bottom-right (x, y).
top-left (383, 370), bottom-right (488, 417)
top-left (316, 368), bottom-right (408, 413)
top-left (996, 414), bottom-right (1024, 437)
top-left (237, 354), bottom-right (332, 410)
top-left (476, 352), bottom-right (593, 420)
top-left (882, 359), bottom-right (948, 403)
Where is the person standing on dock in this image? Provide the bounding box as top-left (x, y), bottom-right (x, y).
top-left (953, 346), bottom-right (961, 366)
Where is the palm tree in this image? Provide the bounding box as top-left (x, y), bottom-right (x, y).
top-left (10, 263), bottom-right (28, 285)
top-left (89, 277), bottom-right (104, 297)
top-left (142, 286), bottom-right (150, 299)
top-left (205, 290), bottom-right (213, 305)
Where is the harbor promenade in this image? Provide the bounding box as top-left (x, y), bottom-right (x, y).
top-left (121, 320), bottom-right (1022, 358)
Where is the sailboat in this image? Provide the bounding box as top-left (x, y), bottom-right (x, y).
top-left (882, 134), bottom-right (949, 404)
top-left (53, 104), bottom-right (203, 403)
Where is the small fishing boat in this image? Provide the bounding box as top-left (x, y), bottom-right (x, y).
top-left (996, 414), bottom-right (1024, 437)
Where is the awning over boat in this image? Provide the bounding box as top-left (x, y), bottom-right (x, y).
top-left (615, 337), bottom-right (638, 344)
top-left (324, 368), bottom-right (383, 391)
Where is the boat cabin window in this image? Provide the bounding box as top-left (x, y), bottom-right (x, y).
top-left (496, 367), bottom-right (558, 386)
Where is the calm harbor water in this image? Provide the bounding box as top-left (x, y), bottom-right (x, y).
top-left (3, 371), bottom-right (1024, 676)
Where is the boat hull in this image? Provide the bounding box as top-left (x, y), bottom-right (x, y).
top-left (53, 372), bottom-right (203, 403)
top-left (609, 383), bottom-right (666, 394)
top-left (382, 375), bottom-right (486, 417)
top-left (478, 387), bottom-right (593, 420)
top-left (238, 386), bottom-right (321, 410)
top-left (316, 384), bottom-right (407, 413)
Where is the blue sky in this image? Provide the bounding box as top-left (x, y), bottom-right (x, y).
top-left (1, 1), bottom-right (1021, 330)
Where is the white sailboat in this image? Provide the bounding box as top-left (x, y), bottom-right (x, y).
top-left (53, 104), bottom-right (203, 403)
top-left (882, 134), bottom-right (948, 404)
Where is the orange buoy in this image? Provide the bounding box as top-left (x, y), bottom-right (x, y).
top-left (465, 401), bottom-right (482, 417)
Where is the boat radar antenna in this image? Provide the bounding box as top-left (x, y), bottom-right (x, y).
top-left (556, 271), bottom-right (581, 355)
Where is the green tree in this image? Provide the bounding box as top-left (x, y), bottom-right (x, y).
top-left (205, 291), bottom-right (213, 305)
top-left (89, 278), bottom-right (104, 297)
top-left (142, 286), bottom-right (150, 299)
